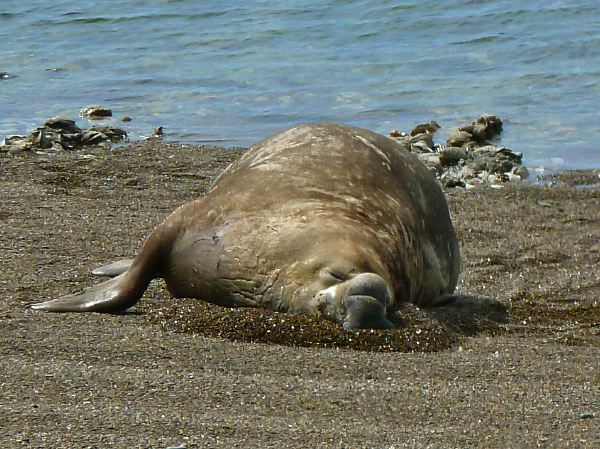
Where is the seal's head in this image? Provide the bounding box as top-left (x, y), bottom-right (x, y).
top-left (311, 272), bottom-right (394, 330)
top-left (275, 226), bottom-right (395, 330)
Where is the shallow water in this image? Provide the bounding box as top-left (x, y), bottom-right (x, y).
top-left (1, 0), bottom-right (599, 169)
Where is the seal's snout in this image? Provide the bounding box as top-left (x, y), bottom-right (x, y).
top-left (342, 295), bottom-right (394, 330)
top-left (313, 272), bottom-right (394, 330)
top-left (342, 273), bottom-right (394, 330)
top-left (345, 273), bottom-right (392, 307)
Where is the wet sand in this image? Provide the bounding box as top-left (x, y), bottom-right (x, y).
top-left (1, 141), bottom-right (598, 448)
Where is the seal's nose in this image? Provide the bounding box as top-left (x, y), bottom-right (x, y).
top-left (312, 272), bottom-right (394, 329)
top-left (342, 295), bottom-right (394, 330)
top-left (345, 272), bottom-right (392, 307)
top-left (342, 273), bottom-right (394, 330)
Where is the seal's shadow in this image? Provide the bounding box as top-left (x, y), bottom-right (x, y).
top-left (391, 295), bottom-right (509, 336)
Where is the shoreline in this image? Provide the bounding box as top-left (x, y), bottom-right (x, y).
top-left (1, 139), bottom-right (598, 447)
top-left (3, 111), bottom-right (599, 190)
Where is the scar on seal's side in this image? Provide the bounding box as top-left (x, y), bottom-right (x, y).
top-left (31, 123), bottom-right (461, 330)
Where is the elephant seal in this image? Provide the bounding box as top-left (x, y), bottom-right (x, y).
top-left (31, 123), bottom-right (460, 329)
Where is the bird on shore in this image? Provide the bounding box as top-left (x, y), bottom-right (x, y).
top-left (410, 120), bottom-right (441, 137)
top-left (151, 126), bottom-right (164, 138)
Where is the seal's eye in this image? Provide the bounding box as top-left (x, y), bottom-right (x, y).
top-left (320, 269), bottom-right (346, 284)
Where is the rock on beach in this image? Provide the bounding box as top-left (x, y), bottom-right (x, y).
top-left (390, 114), bottom-right (528, 189)
top-left (0, 113), bottom-right (127, 154)
top-left (80, 104), bottom-right (113, 119)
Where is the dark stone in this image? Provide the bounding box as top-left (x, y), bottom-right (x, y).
top-left (439, 147), bottom-right (467, 166)
top-left (410, 120), bottom-right (441, 136)
top-left (45, 116), bottom-right (82, 134)
top-left (495, 147), bottom-right (522, 162)
top-left (443, 177), bottom-right (466, 188)
top-left (80, 105), bottom-right (113, 119)
top-left (489, 159), bottom-right (514, 174)
top-left (89, 126), bottom-right (127, 142)
top-left (81, 130), bottom-right (108, 145)
top-left (446, 131), bottom-right (473, 148)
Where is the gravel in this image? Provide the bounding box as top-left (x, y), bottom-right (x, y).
top-left (1, 141), bottom-right (598, 448)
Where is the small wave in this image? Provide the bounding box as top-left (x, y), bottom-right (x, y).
top-left (104, 94), bottom-right (154, 102)
top-left (33, 10), bottom-right (230, 27)
top-left (451, 35), bottom-right (502, 45)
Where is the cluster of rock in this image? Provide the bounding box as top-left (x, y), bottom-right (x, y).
top-left (1, 109), bottom-right (127, 154)
top-left (391, 114), bottom-right (528, 188)
top-left (2, 108), bottom-right (525, 190)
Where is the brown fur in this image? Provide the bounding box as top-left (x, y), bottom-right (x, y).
top-left (32, 123), bottom-right (460, 328)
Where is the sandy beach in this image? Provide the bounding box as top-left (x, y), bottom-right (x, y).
top-left (1, 141), bottom-right (598, 448)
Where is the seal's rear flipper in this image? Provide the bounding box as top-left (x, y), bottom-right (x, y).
top-left (92, 259), bottom-right (134, 277)
top-left (30, 273), bottom-right (136, 312)
top-left (31, 211), bottom-right (176, 313)
top-left (31, 233), bottom-right (167, 312)
top-left (30, 265), bottom-right (152, 313)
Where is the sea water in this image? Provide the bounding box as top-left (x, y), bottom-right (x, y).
top-left (1, 0), bottom-right (599, 169)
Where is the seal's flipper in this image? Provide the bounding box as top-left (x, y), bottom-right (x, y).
top-left (30, 273), bottom-right (136, 312)
top-left (31, 223), bottom-right (167, 313)
top-left (92, 259), bottom-right (134, 277)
